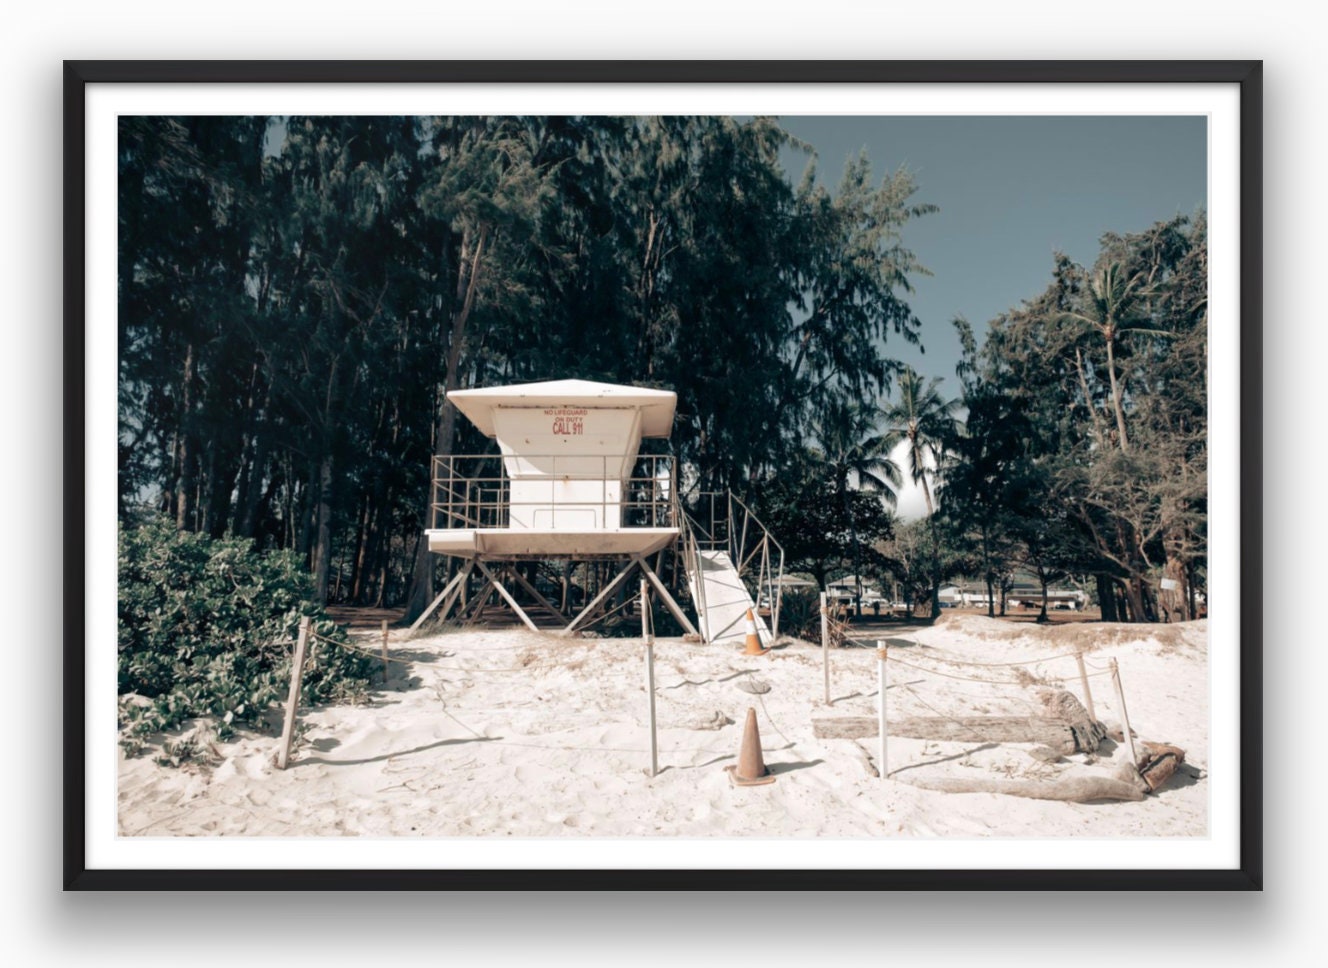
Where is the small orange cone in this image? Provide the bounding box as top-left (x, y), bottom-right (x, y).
top-left (725, 707), bottom-right (775, 786)
top-left (741, 608), bottom-right (768, 656)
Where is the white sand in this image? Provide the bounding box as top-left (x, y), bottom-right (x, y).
top-left (117, 613), bottom-right (1208, 838)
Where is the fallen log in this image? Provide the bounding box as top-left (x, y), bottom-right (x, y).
top-left (1136, 742), bottom-right (1186, 792)
top-left (812, 715), bottom-right (1081, 753)
top-left (906, 774), bottom-right (1146, 803)
top-left (813, 689), bottom-right (1108, 755)
top-left (1038, 689), bottom-right (1108, 753)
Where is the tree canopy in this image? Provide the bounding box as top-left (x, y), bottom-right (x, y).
top-left (118, 115), bottom-right (937, 611)
top-left (940, 213), bottom-right (1208, 622)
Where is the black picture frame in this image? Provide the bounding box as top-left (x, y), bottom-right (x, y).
top-left (65, 59), bottom-right (1262, 891)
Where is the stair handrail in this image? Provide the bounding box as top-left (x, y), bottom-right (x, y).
top-left (725, 492), bottom-right (786, 639)
top-left (676, 508), bottom-right (712, 642)
top-left (680, 489), bottom-right (787, 642)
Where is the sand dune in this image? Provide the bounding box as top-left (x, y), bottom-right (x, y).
top-left (117, 613), bottom-right (1208, 839)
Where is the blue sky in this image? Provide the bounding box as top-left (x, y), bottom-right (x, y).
top-left (775, 115), bottom-right (1207, 517)
top-left (777, 115), bottom-right (1207, 392)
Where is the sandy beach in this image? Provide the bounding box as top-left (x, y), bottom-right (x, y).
top-left (116, 612), bottom-right (1207, 839)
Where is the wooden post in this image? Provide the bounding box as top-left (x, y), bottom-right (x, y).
top-left (1075, 650), bottom-right (1096, 722)
top-left (877, 640), bottom-right (888, 782)
top-left (820, 591), bottom-right (831, 705)
top-left (1110, 657), bottom-right (1138, 767)
top-left (641, 580), bottom-right (658, 778)
top-left (380, 619), bottom-right (390, 683)
top-left (276, 616), bottom-right (311, 770)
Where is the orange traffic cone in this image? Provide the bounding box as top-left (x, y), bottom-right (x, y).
top-left (725, 707), bottom-right (775, 786)
top-left (741, 608), bottom-right (767, 656)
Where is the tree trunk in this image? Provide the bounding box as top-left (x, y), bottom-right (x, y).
top-left (312, 453), bottom-right (335, 603)
top-left (235, 378), bottom-right (272, 539)
top-left (349, 493), bottom-right (371, 604)
top-left (1104, 329), bottom-right (1130, 452)
top-left (203, 445), bottom-right (234, 539)
top-left (842, 483), bottom-right (863, 618)
top-left (1093, 574), bottom-right (1115, 622)
top-left (1162, 531), bottom-right (1188, 621)
top-left (920, 476), bottom-right (942, 620)
top-left (175, 342), bottom-right (198, 531)
top-left (403, 225), bottom-right (488, 623)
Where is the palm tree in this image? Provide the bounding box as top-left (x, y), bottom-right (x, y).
top-left (1059, 261), bottom-right (1169, 454)
top-left (881, 366), bottom-right (960, 617)
top-left (810, 399), bottom-right (902, 615)
top-left (882, 367), bottom-right (960, 515)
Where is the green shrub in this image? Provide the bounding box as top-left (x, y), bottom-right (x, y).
top-left (118, 516), bottom-right (375, 747)
top-left (775, 587), bottom-right (822, 642)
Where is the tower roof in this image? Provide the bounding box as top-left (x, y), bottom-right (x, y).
top-left (447, 379), bottom-right (678, 438)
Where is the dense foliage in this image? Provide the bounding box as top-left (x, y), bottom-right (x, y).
top-left (118, 516), bottom-right (376, 749)
top-left (118, 115), bottom-right (1207, 627)
top-left (118, 116), bottom-right (936, 617)
top-left (938, 214), bottom-right (1208, 621)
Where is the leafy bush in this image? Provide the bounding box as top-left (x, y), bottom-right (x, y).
top-left (118, 516), bottom-right (375, 747)
top-left (775, 587), bottom-right (823, 642)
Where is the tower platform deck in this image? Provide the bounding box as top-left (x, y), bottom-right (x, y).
top-left (425, 526), bottom-right (679, 560)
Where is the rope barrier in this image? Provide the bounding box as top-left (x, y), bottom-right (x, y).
top-left (433, 664), bottom-right (646, 679)
top-left (825, 622), bottom-right (1095, 672)
top-left (897, 682), bottom-right (981, 727)
top-left (305, 629), bottom-right (403, 664)
top-left (747, 669), bottom-right (798, 749)
top-left (896, 647), bottom-right (1087, 669)
top-left (413, 642), bottom-right (536, 653)
top-left (428, 678), bottom-right (775, 756)
top-left (307, 626), bottom-right (644, 673)
top-left (913, 680), bottom-right (1046, 713)
top-left (884, 654), bottom-right (1068, 687)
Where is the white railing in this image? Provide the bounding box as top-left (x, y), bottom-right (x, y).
top-left (689, 491), bottom-right (786, 638)
top-left (430, 453), bottom-right (677, 532)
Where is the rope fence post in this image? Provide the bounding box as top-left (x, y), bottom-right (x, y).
top-left (820, 591), bottom-right (830, 705)
top-left (381, 619), bottom-right (390, 684)
top-left (1110, 657), bottom-right (1138, 767)
top-left (1075, 649), bottom-right (1096, 722)
top-left (276, 616), bottom-right (311, 770)
top-left (877, 639), bottom-right (888, 782)
top-left (641, 580), bottom-right (658, 778)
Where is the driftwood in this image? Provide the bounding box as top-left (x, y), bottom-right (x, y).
top-left (1136, 742), bottom-right (1186, 792)
top-left (812, 715), bottom-right (1081, 753)
top-left (901, 743), bottom-right (1186, 803)
top-left (1038, 689), bottom-right (1108, 753)
top-left (906, 774), bottom-right (1146, 803)
top-left (812, 689), bottom-right (1108, 755)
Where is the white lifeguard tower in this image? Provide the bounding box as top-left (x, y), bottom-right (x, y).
top-left (414, 378), bottom-right (785, 645)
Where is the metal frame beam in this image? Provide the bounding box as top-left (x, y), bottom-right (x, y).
top-left (409, 562), bottom-right (473, 632)
top-left (562, 558), bottom-right (642, 635)
top-left (639, 555), bottom-right (700, 639)
top-left (473, 560), bottom-right (541, 633)
top-left (505, 565), bottom-right (567, 619)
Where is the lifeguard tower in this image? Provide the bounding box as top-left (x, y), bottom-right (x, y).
top-left (414, 378), bottom-right (785, 645)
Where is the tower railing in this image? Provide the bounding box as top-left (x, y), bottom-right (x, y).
top-left (430, 453), bottom-right (678, 532)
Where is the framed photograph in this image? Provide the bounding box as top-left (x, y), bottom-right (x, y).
top-left (68, 60), bottom-right (1262, 890)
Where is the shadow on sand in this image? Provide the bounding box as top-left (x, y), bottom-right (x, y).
top-left (295, 734), bottom-right (500, 768)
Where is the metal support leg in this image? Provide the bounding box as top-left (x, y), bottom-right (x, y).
top-left (639, 556), bottom-right (700, 639)
top-left (474, 560), bottom-right (541, 633)
top-left (409, 563), bottom-right (471, 632)
top-left (563, 559), bottom-right (642, 634)
top-left (507, 566), bottom-right (566, 618)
